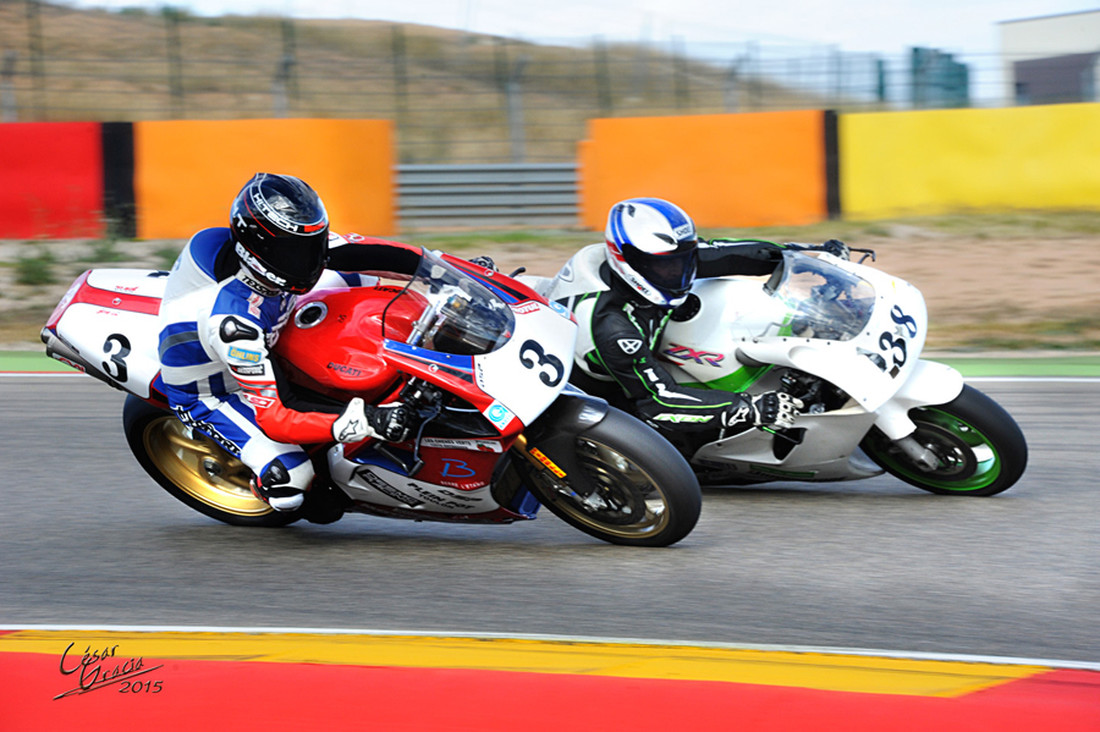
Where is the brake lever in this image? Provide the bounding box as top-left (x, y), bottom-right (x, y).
top-left (850, 247), bottom-right (876, 263)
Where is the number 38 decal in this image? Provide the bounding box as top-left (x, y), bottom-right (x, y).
top-left (878, 306), bottom-right (918, 374)
top-left (518, 339), bottom-right (564, 387)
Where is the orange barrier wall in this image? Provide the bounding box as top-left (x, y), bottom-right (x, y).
top-left (840, 103), bottom-right (1100, 219)
top-left (578, 111), bottom-right (828, 231)
top-left (0, 122), bottom-right (104, 239)
top-left (134, 119), bottom-right (394, 239)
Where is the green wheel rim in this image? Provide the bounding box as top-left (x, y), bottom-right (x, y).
top-left (869, 408), bottom-right (1002, 492)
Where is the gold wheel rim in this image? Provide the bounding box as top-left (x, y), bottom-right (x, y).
top-left (143, 415), bottom-right (273, 517)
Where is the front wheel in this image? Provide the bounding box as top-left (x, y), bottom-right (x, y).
top-left (122, 395), bottom-right (300, 526)
top-left (860, 384), bottom-right (1027, 496)
top-left (520, 408), bottom-right (702, 547)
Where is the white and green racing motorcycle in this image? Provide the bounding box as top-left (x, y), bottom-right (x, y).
top-left (529, 245), bottom-right (1027, 496)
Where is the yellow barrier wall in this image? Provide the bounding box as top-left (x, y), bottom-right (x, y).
top-left (578, 111), bottom-right (827, 231)
top-left (135, 119), bottom-right (394, 239)
top-left (840, 103), bottom-right (1100, 219)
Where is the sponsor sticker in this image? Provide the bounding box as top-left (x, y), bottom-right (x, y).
top-left (230, 363), bottom-right (266, 376)
top-left (529, 447), bottom-right (567, 478)
top-left (242, 393), bottom-right (276, 409)
top-left (327, 362), bottom-right (364, 377)
top-left (421, 437), bottom-right (503, 453)
top-left (511, 301), bottom-right (540, 315)
top-left (484, 401), bottom-right (514, 430)
top-left (354, 467), bottom-right (422, 507)
top-left (549, 301), bottom-right (572, 319)
top-left (228, 346), bottom-right (262, 363)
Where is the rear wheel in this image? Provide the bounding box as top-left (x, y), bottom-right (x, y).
top-left (521, 408), bottom-right (701, 547)
top-left (860, 384), bottom-right (1027, 496)
top-left (122, 395), bottom-right (300, 526)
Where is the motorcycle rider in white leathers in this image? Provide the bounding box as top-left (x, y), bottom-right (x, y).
top-left (549, 197), bottom-right (849, 443)
top-left (157, 173), bottom-right (422, 516)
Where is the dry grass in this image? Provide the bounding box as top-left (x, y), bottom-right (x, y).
top-left (5, 211), bottom-right (1100, 351)
top-left (1, 2), bottom-right (833, 162)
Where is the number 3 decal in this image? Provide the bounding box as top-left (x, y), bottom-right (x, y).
top-left (518, 339), bottom-right (564, 387)
top-left (102, 333), bottom-right (131, 382)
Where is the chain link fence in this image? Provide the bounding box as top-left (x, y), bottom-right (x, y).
top-left (0, 1), bottom-right (1071, 164)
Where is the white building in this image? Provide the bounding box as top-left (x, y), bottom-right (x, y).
top-left (999, 9), bottom-right (1100, 104)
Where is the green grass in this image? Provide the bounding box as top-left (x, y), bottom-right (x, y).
top-left (15, 249), bottom-right (57, 285)
top-left (401, 210), bottom-right (1100, 249)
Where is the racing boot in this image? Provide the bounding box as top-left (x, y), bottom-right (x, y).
top-left (249, 459), bottom-right (305, 512)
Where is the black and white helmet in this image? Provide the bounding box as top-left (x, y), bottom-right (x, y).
top-left (604, 198), bottom-right (698, 308)
top-left (229, 173), bottom-right (329, 295)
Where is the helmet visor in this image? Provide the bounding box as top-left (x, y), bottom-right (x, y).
top-left (276, 232), bottom-right (328, 294)
top-left (241, 230), bottom-right (328, 294)
top-left (623, 245), bottom-right (698, 298)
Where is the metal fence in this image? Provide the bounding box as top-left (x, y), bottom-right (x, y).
top-left (0, 2), bottom-right (1076, 164)
top-left (398, 163), bottom-right (578, 229)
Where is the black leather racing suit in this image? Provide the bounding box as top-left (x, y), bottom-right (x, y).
top-left (564, 240), bottom-right (788, 434)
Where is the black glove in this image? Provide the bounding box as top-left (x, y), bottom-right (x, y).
top-left (366, 403), bottom-right (413, 443)
top-left (819, 239), bottom-right (850, 261)
top-left (722, 392), bottom-right (803, 430)
top-left (469, 256), bottom-right (497, 271)
top-left (751, 392), bottom-right (803, 428)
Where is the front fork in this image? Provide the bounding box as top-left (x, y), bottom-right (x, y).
top-left (892, 435), bottom-right (941, 471)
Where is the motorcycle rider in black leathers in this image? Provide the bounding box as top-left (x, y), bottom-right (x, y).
top-left (547, 197), bottom-right (849, 444)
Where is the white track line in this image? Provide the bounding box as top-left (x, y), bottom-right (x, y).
top-left (2, 624), bottom-right (1097, 670)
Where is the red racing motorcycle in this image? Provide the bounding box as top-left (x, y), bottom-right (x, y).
top-left (42, 243), bottom-right (701, 547)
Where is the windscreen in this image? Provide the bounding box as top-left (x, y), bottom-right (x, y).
top-left (384, 251), bottom-right (515, 356)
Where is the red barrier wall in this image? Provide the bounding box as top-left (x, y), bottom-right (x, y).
top-left (0, 122), bottom-right (104, 239)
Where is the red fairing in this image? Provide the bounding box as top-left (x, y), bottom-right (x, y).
top-left (275, 284), bottom-right (427, 402)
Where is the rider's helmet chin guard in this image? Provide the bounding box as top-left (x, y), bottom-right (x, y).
top-left (604, 197), bottom-right (699, 308)
top-left (229, 172), bottom-right (330, 295)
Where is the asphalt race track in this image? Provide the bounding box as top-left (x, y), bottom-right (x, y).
top-left (1, 376), bottom-right (1097, 664)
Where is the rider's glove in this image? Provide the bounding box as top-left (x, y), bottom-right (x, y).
top-left (332, 399), bottom-right (412, 443)
top-left (819, 239), bottom-right (850, 261)
top-left (468, 256), bottom-right (497, 271)
top-left (366, 403), bottom-right (413, 443)
top-left (752, 392), bottom-right (803, 428)
top-left (721, 392), bottom-right (803, 430)
top-left (333, 397), bottom-right (373, 443)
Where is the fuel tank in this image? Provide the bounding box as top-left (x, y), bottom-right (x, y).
top-left (274, 284), bottom-right (427, 402)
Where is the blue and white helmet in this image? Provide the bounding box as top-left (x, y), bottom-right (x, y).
top-left (605, 197), bottom-right (698, 308)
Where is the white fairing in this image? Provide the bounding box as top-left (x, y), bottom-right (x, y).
top-left (475, 299), bottom-right (577, 427)
top-left (45, 269), bottom-right (168, 398)
top-left (43, 268), bottom-right (379, 400)
top-left (657, 251), bottom-right (965, 481)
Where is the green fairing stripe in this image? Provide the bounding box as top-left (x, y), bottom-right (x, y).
top-left (751, 465), bottom-right (818, 479)
top-left (683, 364), bottom-right (772, 393)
